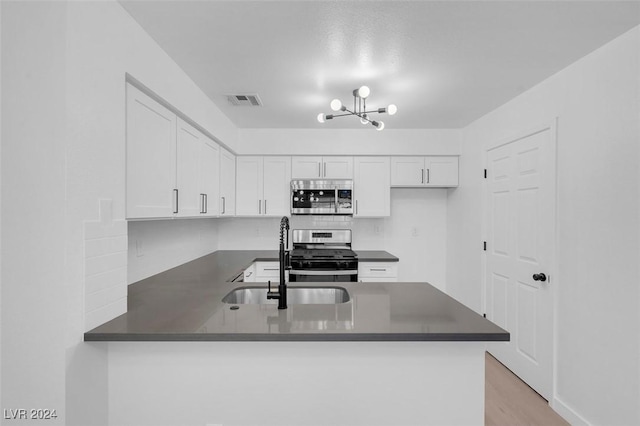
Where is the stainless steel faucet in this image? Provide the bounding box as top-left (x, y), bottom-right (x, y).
top-left (267, 216), bottom-right (290, 309)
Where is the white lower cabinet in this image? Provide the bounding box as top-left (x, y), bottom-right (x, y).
top-left (358, 262), bottom-right (398, 282)
top-left (243, 262), bottom-right (282, 283)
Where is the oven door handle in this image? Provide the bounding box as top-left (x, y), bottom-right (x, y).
top-left (289, 270), bottom-right (358, 276)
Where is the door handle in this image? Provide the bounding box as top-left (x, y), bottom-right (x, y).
top-left (532, 273), bottom-right (547, 282)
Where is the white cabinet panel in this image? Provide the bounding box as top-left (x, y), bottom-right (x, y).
top-left (200, 139), bottom-right (220, 217)
top-left (291, 156), bottom-right (322, 179)
top-left (236, 157), bottom-right (263, 216)
top-left (236, 156), bottom-right (290, 217)
top-left (292, 156), bottom-right (353, 179)
top-left (263, 157), bottom-right (291, 217)
top-left (219, 148), bottom-right (236, 216)
top-left (391, 156), bottom-right (459, 187)
top-left (176, 118), bottom-right (204, 217)
top-left (323, 157), bottom-right (353, 179)
top-left (391, 157), bottom-right (425, 186)
top-left (354, 157), bottom-right (390, 217)
top-left (425, 156), bottom-right (459, 187)
top-left (126, 85), bottom-right (177, 219)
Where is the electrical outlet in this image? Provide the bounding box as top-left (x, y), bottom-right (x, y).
top-left (411, 227), bottom-right (419, 237)
top-left (135, 240), bottom-right (144, 257)
top-left (373, 224), bottom-right (381, 235)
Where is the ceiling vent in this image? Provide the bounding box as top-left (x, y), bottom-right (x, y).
top-left (226, 93), bottom-right (263, 107)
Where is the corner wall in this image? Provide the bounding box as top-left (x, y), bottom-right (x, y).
top-left (447, 26), bottom-right (640, 425)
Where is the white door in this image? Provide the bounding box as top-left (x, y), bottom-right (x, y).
top-left (200, 138), bottom-right (219, 217)
top-left (126, 84), bottom-right (177, 219)
top-left (236, 157), bottom-right (263, 216)
top-left (354, 157), bottom-right (390, 217)
top-left (176, 118), bottom-right (203, 217)
top-left (291, 156), bottom-right (322, 179)
top-left (390, 157), bottom-right (425, 186)
top-left (485, 126), bottom-right (555, 400)
top-left (262, 156), bottom-right (291, 216)
top-left (323, 157), bottom-right (354, 179)
top-left (425, 156), bottom-right (459, 187)
top-left (219, 148), bottom-right (236, 216)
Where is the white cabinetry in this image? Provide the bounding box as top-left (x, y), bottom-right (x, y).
top-left (358, 262), bottom-right (398, 282)
top-left (390, 156), bottom-right (458, 187)
top-left (236, 156), bottom-right (291, 216)
top-left (353, 157), bottom-right (390, 217)
top-left (219, 148), bottom-right (236, 216)
top-left (243, 262), bottom-right (282, 282)
top-left (176, 118), bottom-right (219, 218)
top-left (291, 156), bottom-right (353, 179)
top-left (126, 84), bottom-right (221, 219)
top-left (126, 84), bottom-right (177, 219)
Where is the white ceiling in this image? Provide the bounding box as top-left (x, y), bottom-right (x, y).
top-left (120, 1), bottom-right (640, 129)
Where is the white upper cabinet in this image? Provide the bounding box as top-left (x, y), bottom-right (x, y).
top-left (354, 157), bottom-right (390, 217)
top-left (390, 156), bottom-right (458, 187)
top-left (126, 85), bottom-right (177, 219)
top-left (291, 156), bottom-right (353, 179)
top-left (219, 147), bottom-right (236, 216)
top-left (263, 157), bottom-right (292, 216)
top-left (126, 83), bottom-right (222, 219)
top-left (236, 156), bottom-right (291, 217)
top-left (199, 138), bottom-right (220, 217)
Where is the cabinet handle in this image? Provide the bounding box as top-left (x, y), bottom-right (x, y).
top-left (259, 199), bottom-right (262, 214)
top-left (324, 162), bottom-right (327, 177)
top-left (318, 163), bottom-right (321, 177)
top-left (355, 200), bottom-right (358, 215)
top-left (200, 193), bottom-right (205, 214)
top-left (264, 199), bottom-right (267, 215)
top-left (427, 168), bottom-right (430, 183)
top-left (173, 189), bottom-right (179, 214)
top-left (370, 268), bottom-right (387, 272)
top-left (245, 271), bottom-right (253, 277)
top-left (264, 268), bottom-right (279, 271)
top-left (204, 193), bottom-right (208, 214)
top-left (221, 196), bottom-right (226, 215)
top-left (421, 168), bottom-right (424, 184)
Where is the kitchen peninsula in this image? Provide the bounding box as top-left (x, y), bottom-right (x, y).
top-left (85, 251), bottom-right (508, 425)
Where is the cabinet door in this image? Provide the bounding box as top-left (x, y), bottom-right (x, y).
top-left (219, 148), bottom-right (236, 216)
top-left (291, 156), bottom-right (322, 179)
top-left (176, 118), bottom-right (203, 217)
top-left (263, 156), bottom-right (291, 216)
top-left (200, 138), bottom-right (220, 217)
top-left (126, 85), bottom-right (177, 219)
top-left (323, 157), bottom-right (353, 179)
top-left (390, 157), bottom-right (426, 186)
top-left (354, 157), bottom-right (390, 217)
top-left (236, 157), bottom-right (263, 216)
top-left (425, 156), bottom-right (459, 187)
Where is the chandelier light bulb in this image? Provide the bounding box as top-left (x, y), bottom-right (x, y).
top-left (357, 85), bottom-right (370, 99)
top-left (376, 121), bottom-right (385, 131)
top-left (387, 104), bottom-right (397, 115)
top-left (330, 99), bottom-right (342, 111)
top-left (360, 113), bottom-right (368, 125)
top-left (317, 113), bottom-right (325, 123)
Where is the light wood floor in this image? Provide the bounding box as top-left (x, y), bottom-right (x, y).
top-left (485, 352), bottom-right (569, 426)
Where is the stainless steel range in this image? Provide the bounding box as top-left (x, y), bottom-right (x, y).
top-left (289, 229), bottom-right (358, 282)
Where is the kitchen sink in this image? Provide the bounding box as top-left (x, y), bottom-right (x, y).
top-left (222, 286), bottom-right (350, 305)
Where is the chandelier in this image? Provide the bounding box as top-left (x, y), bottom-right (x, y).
top-left (317, 86), bottom-right (397, 131)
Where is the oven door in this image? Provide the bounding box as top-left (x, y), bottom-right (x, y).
top-left (289, 269), bottom-right (358, 283)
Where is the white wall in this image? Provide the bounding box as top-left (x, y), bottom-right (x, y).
top-left (2, 1), bottom-right (237, 424)
top-left (218, 189), bottom-right (449, 288)
top-left (127, 219), bottom-right (219, 284)
top-left (447, 26), bottom-right (640, 425)
top-left (238, 128), bottom-right (461, 156)
top-left (1, 2), bottom-right (68, 423)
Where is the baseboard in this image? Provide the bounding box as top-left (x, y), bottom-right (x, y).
top-left (552, 396), bottom-right (591, 426)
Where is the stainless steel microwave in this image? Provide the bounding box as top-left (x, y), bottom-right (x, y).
top-left (290, 180), bottom-right (353, 215)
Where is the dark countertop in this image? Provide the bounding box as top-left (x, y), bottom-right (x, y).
top-left (84, 250), bottom-right (509, 342)
top-left (355, 250), bottom-right (399, 262)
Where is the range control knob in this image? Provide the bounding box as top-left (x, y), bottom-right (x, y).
top-left (532, 273), bottom-right (547, 282)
